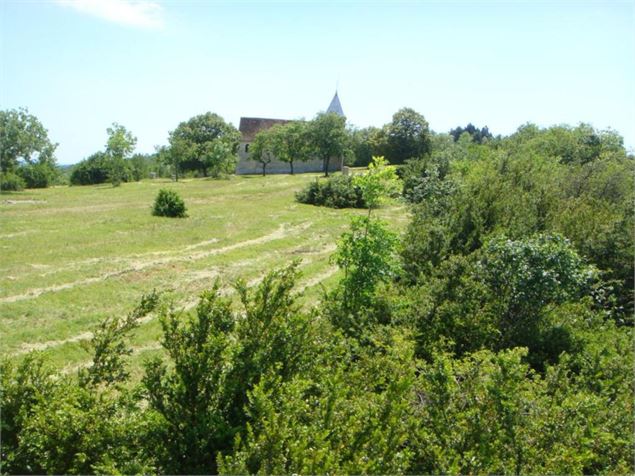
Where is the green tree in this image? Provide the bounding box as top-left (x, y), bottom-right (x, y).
top-left (385, 107), bottom-right (431, 164)
top-left (306, 112), bottom-right (349, 176)
top-left (353, 155), bottom-right (400, 213)
top-left (331, 216), bottom-right (399, 327)
top-left (69, 152), bottom-right (111, 186)
top-left (168, 113), bottom-right (240, 178)
top-left (106, 123), bottom-right (137, 186)
top-left (277, 121), bottom-right (309, 174)
top-left (449, 123), bottom-right (494, 144)
top-left (128, 153), bottom-right (150, 181)
top-left (249, 128), bottom-right (276, 176)
top-left (349, 126), bottom-right (386, 167)
top-left (0, 108), bottom-right (57, 173)
top-left (0, 108), bottom-right (58, 188)
top-left (327, 156), bottom-right (400, 330)
top-left (156, 143), bottom-right (184, 182)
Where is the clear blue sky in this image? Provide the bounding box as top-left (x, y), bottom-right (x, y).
top-left (1, 0), bottom-right (633, 164)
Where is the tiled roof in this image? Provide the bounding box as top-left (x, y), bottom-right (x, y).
top-left (238, 117), bottom-right (291, 141)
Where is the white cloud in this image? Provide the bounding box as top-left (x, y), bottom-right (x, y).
top-left (55, 0), bottom-right (165, 30)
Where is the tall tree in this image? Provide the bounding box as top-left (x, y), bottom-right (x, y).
top-left (106, 123), bottom-right (136, 186)
top-left (307, 112), bottom-right (349, 176)
top-left (385, 107), bottom-right (431, 164)
top-left (168, 113), bottom-right (240, 178)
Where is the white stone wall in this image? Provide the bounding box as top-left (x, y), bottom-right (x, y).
top-left (236, 142), bottom-right (342, 175)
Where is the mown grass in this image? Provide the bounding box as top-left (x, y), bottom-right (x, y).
top-left (1, 174), bottom-right (407, 371)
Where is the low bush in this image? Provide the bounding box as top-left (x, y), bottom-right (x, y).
top-left (70, 152), bottom-right (134, 186)
top-left (70, 152), bottom-right (111, 186)
top-left (0, 172), bottom-right (26, 191)
top-left (152, 189), bottom-right (187, 218)
top-left (295, 174), bottom-right (365, 208)
top-left (17, 163), bottom-right (57, 189)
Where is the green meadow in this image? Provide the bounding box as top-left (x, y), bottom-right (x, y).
top-left (0, 174), bottom-right (407, 372)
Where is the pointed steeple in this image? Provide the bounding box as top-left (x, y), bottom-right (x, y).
top-left (326, 91), bottom-right (344, 117)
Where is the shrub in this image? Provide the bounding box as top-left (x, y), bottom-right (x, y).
top-left (70, 152), bottom-right (111, 186)
top-left (0, 172), bottom-right (26, 191)
top-left (17, 163), bottom-right (57, 188)
top-left (152, 189), bottom-right (187, 218)
top-left (70, 152), bottom-right (135, 186)
top-left (295, 174), bottom-right (365, 208)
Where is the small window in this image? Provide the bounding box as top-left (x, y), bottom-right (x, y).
top-left (245, 144), bottom-right (250, 153)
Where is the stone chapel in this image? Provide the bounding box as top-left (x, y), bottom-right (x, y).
top-left (235, 92), bottom-right (345, 174)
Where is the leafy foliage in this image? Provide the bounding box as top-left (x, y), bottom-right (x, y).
top-left (384, 107), bottom-right (432, 164)
top-left (143, 263), bottom-right (322, 474)
top-left (352, 156), bottom-right (400, 210)
top-left (295, 174), bottom-right (366, 208)
top-left (152, 189), bottom-right (187, 218)
top-left (330, 216), bottom-right (399, 322)
top-left (249, 126), bottom-right (278, 176)
top-left (269, 121), bottom-right (310, 174)
top-left (0, 108), bottom-right (58, 188)
top-left (0, 171), bottom-right (26, 191)
top-left (80, 291), bottom-right (160, 387)
top-left (106, 123), bottom-right (137, 187)
top-left (449, 123), bottom-right (494, 143)
top-left (306, 112), bottom-right (350, 176)
top-left (168, 112), bottom-right (240, 178)
top-left (70, 152), bottom-right (114, 185)
top-left (220, 330), bottom-right (415, 475)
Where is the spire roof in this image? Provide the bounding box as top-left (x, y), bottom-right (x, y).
top-left (326, 91), bottom-right (344, 117)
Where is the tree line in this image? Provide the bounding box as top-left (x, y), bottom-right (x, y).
top-left (2, 105), bottom-right (466, 189)
top-left (2, 125), bottom-right (633, 473)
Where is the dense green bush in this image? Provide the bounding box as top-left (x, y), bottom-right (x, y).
top-left (152, 189), bottom-right (187, 218)
top-left (70, 152), bottom-right (114, 186)
top-left (70, 152), bottom-right (163, 186)
top-left (0, 171), bottom-right (26, 191)
top-left (17, 163), bottom-right (57, 188)
top-left (295, 174), bottom-right (365, 208)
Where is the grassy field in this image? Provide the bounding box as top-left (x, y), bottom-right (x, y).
top-left (0, 174), bottom-right (408, 373)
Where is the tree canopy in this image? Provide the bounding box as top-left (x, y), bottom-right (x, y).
top-left (168, 113), bottom-right (240, 178)
top-left (306, 112), bottom-right (350, 176)
top-left (105, 123), bottom-right (137, 186)
top-left (384, 107), bottom-right (431, 164)
top-left (0, 108), bottom-right (59, 188)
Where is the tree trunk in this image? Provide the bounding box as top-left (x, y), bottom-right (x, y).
top-left (262, 164), bottom-right (266, 176)
top-left (290, 161), bottom-right (294, 175)
top-left (323, 156), bottom-right (330, 177)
